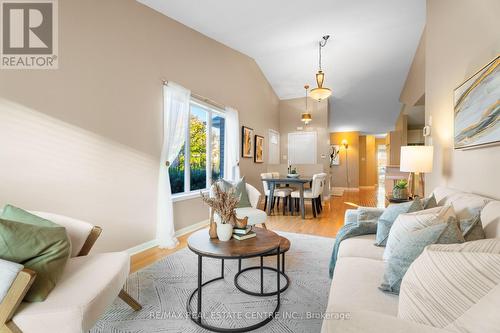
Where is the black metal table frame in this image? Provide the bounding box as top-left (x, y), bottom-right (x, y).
top-left (186, 246), bottom-right (283, 332)
top-left (234, 249), bottom-right (290, 297)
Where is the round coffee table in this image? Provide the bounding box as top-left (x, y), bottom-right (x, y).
top-left (187, 227), bottom-right (288, 332)
top-left (234, 236), bottom-right (290, 296)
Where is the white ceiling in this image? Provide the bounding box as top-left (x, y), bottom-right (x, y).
top-left (138, 0), bottom-right (425, 134)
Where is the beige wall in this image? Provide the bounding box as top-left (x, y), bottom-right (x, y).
top-left (329, 132), bottom-right (360, 188)
top-left (278, 97), bottom-right (330, 191)
top-left (400, 31), bottom-right (426, 107)
top-left (425, 0), bottom-right (500, 199)
top-left (0, 0), bottom-right (279, 252)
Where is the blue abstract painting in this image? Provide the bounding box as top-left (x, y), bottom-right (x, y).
top-left (454, 56), bottom-right (500, 149)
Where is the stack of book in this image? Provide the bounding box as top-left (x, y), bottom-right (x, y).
top-left (232, 226), bottom-right (256, 240)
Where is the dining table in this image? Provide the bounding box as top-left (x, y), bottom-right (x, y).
top-left (262, 175), bottom-right (312, 219)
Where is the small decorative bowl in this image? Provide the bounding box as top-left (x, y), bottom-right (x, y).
top-left (287, 173), bottom-right (300, 178)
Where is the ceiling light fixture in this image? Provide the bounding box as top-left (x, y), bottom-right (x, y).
top-left (309, 35), bottom-right (332, 101)
top-left (301, 84), bottom-right (312, 125)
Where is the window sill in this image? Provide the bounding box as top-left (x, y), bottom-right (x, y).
top-left (172, 189), bottom-right (209, 203)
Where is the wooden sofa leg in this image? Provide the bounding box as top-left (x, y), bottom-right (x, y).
top-left (261, 223), bottom-right (267, 230)
top-left (119, 289), bottom-right (142, 311)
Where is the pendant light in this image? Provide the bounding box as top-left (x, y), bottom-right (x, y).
top-left (301, 85), bottom-right (312, 125)
top-left (309, 35), bottom-right (332, 101)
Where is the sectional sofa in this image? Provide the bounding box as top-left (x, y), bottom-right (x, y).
top-left (321, 186), bottom-right (500, 332)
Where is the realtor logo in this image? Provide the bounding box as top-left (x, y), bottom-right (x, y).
top-left (1, 0), bottom-right (58, 69)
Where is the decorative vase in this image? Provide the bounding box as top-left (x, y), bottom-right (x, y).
top-left (393, 187), bottom-right (408, 200)
top-left (217, 223), bottom-right (233, 241)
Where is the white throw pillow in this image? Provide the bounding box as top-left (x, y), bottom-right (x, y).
top-left (0, 259), bottom-right (24, 303)
top-left (398, 239), bottom-right (500, 332)
top-left (383, 205), bottom-right (455, 261)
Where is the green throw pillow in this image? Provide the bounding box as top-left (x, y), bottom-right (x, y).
top-left (375, 199), bottom-right (423, 246)
top-left (220, 178), bottom-right (252, 208)
top-left (0, 205), bottom-right (70, 302)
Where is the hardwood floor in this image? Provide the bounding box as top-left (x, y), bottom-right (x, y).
top-left (130, 187), bottom-right (383, 273)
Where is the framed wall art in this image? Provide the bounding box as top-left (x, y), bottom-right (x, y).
top-left (454, 55), bottom-right (500, 149)
top-left (254, 135), bottom-right (264, 163)
top-left (242, 126), bottom-right (254, 158)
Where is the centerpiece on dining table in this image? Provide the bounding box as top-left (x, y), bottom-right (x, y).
top-left (201, 181), bottom-right (249, 241)
top-left (287, 165), bottom-right (300, 178)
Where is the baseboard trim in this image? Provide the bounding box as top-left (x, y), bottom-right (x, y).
top-left (332, 187), bottom-right (360, 192)
top-left (174, 219), bottom-right (209, 237)
top-left (126, 239), bottom-right (159, 256)
top-left (125, 219), bottom-right (209, 256)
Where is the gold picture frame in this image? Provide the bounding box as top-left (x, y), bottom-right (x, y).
top-left (254, 135), bottom-right (264, 163)
top-left (242, 126), bottom-right (254, 158)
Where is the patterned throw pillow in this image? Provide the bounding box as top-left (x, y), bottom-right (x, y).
top-left (383, 205), bottom-right (456, 261)
top-left (423, 194), bottom-right (437, 209)
top-left (379, 217), bottom-right (464, 294)
top-left (375, 199), bottom-right (423, 246)
top-left (398, 239), bottom-right (500, 332)
top-left (458, 214), bottom-right (486, 242)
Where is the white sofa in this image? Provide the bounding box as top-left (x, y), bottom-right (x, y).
top-left (321, 187), bottom-right (500, 332)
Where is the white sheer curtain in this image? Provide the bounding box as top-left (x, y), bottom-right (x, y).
top-left (224, 106), bottom-right (240, 181)
top-left (156, 82), bottom-right (190, 249)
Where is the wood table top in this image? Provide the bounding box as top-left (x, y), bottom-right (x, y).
top-left (187, 227), bottom-right (284, 258)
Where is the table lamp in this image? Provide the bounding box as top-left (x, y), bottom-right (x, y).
top-left (400, 146), bottom-right (433, 198)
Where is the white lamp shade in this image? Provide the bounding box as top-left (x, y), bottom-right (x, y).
top-left (400, 146), bottom-right (433, 173)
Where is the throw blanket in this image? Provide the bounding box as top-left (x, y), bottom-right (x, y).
top-left (329, 207), bottom-right (384, 278)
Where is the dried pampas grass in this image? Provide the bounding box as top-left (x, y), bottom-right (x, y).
top-left (201, 181), bottom-right (239, 224)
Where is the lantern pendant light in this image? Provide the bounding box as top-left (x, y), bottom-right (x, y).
top-left (309, 35), bottom-right (332, 101)
top-left (301, 85), bottom-right (312, 125)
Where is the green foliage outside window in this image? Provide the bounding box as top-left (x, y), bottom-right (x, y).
top-left (169, 114), bottom-right (222, 193)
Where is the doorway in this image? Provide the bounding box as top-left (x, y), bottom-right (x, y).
top-left (377, 144), bottom-right (387, 185)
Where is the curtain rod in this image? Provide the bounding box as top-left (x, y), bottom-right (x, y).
top-left (162, 79), bottom-right (225, 110)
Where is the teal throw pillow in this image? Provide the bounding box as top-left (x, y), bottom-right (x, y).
top-left (375, 199), bottom-right (423, 246)
top-left (379, 218), bottom-right (464, 294)
top-left (357, 207), bottom-right (385, 223)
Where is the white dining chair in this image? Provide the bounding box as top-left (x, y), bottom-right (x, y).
top-left (261, 173), bottom-right (293, 215)
top-left (291, 173), bottom-right (327, 218)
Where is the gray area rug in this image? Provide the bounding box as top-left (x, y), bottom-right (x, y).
top-left (90, 231), bottom-right (333, 333)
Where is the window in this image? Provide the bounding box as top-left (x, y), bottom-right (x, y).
top-left (169, 99), bottom-right (225, 195)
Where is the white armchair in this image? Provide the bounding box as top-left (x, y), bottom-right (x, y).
top-left (0, 212), bottom-right (141, 333)
top-left (212, 183), bottom-right (268, 228)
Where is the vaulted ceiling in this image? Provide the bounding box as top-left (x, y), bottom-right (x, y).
top-left (138, 0), bottom-right (425, 134)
